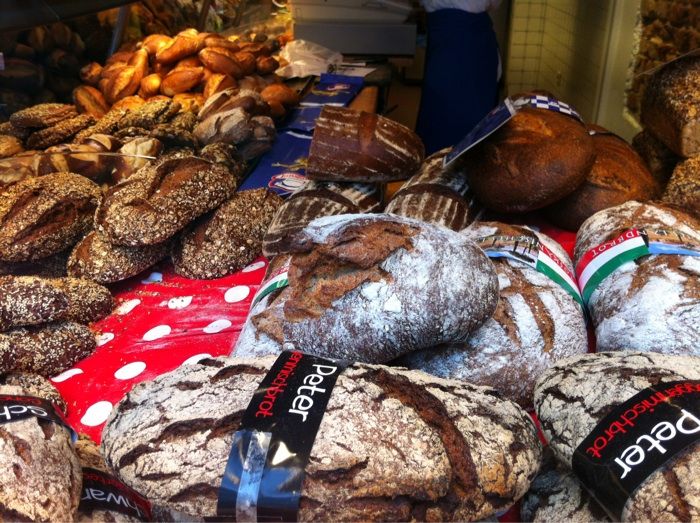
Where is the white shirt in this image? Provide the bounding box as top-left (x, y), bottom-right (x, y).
top-left (421, 0), bottom-right (501, 13)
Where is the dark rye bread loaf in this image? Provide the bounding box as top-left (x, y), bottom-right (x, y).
top-left (534, 351), bottom-right (700, 521)
top-left (68, 231), bottom-right (171, 284)
top-left (233, 214), bottom-right (499, 363)
top-left (0, 321), bottom-right (96, 376)
top-left (0, 275), bottom-right (113, 330)
top-left (173, 188), bottom-right (283, 279)
top-left (95, 156), bottom-right (237, 246)
top-left (399, 223), bottom-right (587, 408)
top-left (385, 148), bottom-right (478, 231)
top-left (663, 155), bottom-right (700, 218)
top-left (546, 126), bottom-right (659, 231)
top-left (461, 107), bottom-right (595, 213)
top-left (0, 249), bottom-right (70, 278)
top-left (306, 106), bottom-right (425, 183)
top-left (262, 180), bottom-right (382, 257)
top-left (641, 54), bottom-right (700, 157)
top-left (0, 374), bottom-right (82, 521)
top-left (575, 201), bottom-right (700, 355)
top-left (0, 172), bottom-right (102, 262)
top-left (101, 356), bottom-right (542, 521)
top-left (632, 130), bottom-right (679, 187)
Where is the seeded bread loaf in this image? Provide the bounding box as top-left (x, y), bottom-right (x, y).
top-left (0, 172), bottom-right (102, 262)
top-left (262, 181), bottom-right (382, 257)
top-left (400, 223), bottom-right (587, 408)
top-left (534, 351), bottom-right (700, 521)
top-left (173, 189), bottom-right (283, 279)
top-left (101, 356), bottom-right (542, 521)
top-left (663, 156), bottom-right (700, 218)
top-left (632, 130), bottom-right (679, 187)
top-left (641, 54), bottom-right (700, 157)
top-left (0, 275), bottom-right (113, 330)
top-left (0, 321), bottom-right (96, 376)
top-left (0, 374), bottom-right (81, 521)
top-left (0, 249), bottom-right (70, 278)
top-left (575, 201), bottom-right (700, 356)
top-left (234, 214), bottom-right (499, 363)
top-left (95, 157), bottom-right (237, 246)
top-left (306, 106), bottom-right (424, 183)
top-left (385, 148), bottom-right (478, 230)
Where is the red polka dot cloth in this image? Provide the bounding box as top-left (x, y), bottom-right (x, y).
top-left (51, 257), bottom-right (269, 442)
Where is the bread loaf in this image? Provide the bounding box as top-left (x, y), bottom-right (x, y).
top-left (68, 231), bottom-right (170, 284)
top-left (10, 102), bottom-right (77, 129)
top-left (0, 135), bottom-right (23, 158)
top-left (96, 157), bottom-right (237, 246)
top-left (306, 106), bottom-right (424, 183)
top-left (663, 155), bottom-right (700, 218)
top-left (385, 148), bottom-right (478, 231)
top-left (263, 181), bottom-right (382, 257)
top-left (534, 351), bottom-right (700, 521)
top-left (400, 223), bottom-right (587, 408)
top-left (26, 113), bottom-right (95, 149)
top-left (101, 356), bottom-right (541, 521)
top-left (546, 126), bottom-right (659, 231)
top-left (0, 172), bottom-right (101, 262)
top-left (632, 130), bottom-right (679, 187)
top-left (0, 374), bottom-right (81, 520)
top-left (575, 201), bottom-right (700, 355)
top-left (73, 85), bottom-right (109, 119)
top-left (37, 134), bottom-right (121, 180)
top-left (112, 136), bottom-right (163, 183)
top-left (234, 214), bottom-right (498, 363)
top-left (0, 275), bottom-right (112, 330)
top-left (0, 249), bottom-right (69, 278)
top-left (461, 107), bottom-right (595, 213)
top-left (641, 54), bottom-right (700, 156)
top-left (173, 189), bottom-right (283, 279)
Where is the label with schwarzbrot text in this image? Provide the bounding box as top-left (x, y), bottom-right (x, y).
top-left (80, 467), bottom-right (152, 521)
top-left (0, 394), bottom-right (76, 442)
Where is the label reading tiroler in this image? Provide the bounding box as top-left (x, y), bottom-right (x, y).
top-left (80, 467), bottom-right (152, 521)
top-left (476, 233), bottom-right (583, 307)
top-left (0, 394), bottom-right (77, 442)
top-left (572, 380), bottom-right (700, 520)
top-left (216, 351), bottom-right (347, 522)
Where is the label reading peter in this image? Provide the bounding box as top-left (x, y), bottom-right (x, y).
top-left (572, 380), bottom-right (700, 520)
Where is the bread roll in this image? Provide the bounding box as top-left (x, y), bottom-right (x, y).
top-left (234, 214), bottom-right (499, 363)
top-left (575, 201), bottom-right (700, 356)
top-left (663, 155), bottom-right (700, 218)
top-left (0, 374), bottom-right (81, 520)
top-left (400, 223), bottom-right (587, 408)
top-left (101, 356), bottom-right (541, 521)
top-left (461, 107), bottom-right (595, 213)
top-left (534, 351), bottom-right (700, 521)
top-left (306, 106), bottom-right (424, 183)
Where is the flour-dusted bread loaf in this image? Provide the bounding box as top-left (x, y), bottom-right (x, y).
top-left (306, 106), bottom-right (425, 183)
top-left (233, 214), bottom-right (499, 363)
top-left (546, 126), bottom-right (659, 231)
top-left (0, 172), bottom-right (102, 262)
top-left (575, 201), bottom-right (700, 355)
top-left (0, 275), bottom-right (113, 331)
top-left (0, 374), bottom-right (82, 520)
top-left (663, 155), bottom-right (700, 218)
top-left (0, 321), bottom-right (96, 376)
top-left (400, 223), bottom-right (587, 408)
top-left (262, 180), bottom-right (382, 257)
top-left (641, 54), bottom-right (700, 157)
top-left (101, 356), bottom-right (542, 521)
top-left (173, 188), bottom-right (283, 279)
top-left (461, 107), bottom-right (595, 213)
top-left (632, 130), bottom-right (679, 187)
top-left (534, 351), bottom-right (700, 521)
top-left (96, 156), bottom-right (238, 246)
top-left (385, 148), bottom-right (479, 231)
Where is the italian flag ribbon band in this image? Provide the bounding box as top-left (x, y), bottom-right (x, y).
top-left (252, 262), bottom-right (291, 307)
top-left (576, 228), bottom-right (700, 304)
top-left (477, 234), bottom-right (583, 308)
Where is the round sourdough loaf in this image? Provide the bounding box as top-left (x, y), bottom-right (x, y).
top-left (663, 156), bottom-right (700, 219)
top-left (0, 374), bottom-right (82, 520)
top-left (400, 223), bottom-right (587, 408)
top-left (461, 107), bottom-right (595, 213)
top-left (546, 126), bottom-right (659, 231)
top-left (233, 214), bottom-right (499, 363)
top-left (534, 351), bottom-right (700, 522)
top-left (575, 201), bottom-right (700, 356)
top-left (101, 356), bottom-right (542, 521)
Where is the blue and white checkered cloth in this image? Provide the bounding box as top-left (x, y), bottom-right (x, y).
top-left (514, 95), bottom-right (583, 122)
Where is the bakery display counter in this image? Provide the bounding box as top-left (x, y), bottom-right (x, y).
top-left (1, 0), bottom-right (135, 32)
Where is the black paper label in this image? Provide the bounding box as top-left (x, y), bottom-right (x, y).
top-left (0, 394), bottom-right (77, 442)
top-left (216, 351), bottom-right (347, 522)
top-left (572, 380), bottom-right (700, 520)
top-left (80, 467), bottom-right (152, 521)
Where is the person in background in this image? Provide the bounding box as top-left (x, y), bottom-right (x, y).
top-left (415, 0), bottom-right (502, 154)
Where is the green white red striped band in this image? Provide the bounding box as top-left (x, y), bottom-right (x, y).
top-left (252, 260), bottom-right (291, 307)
